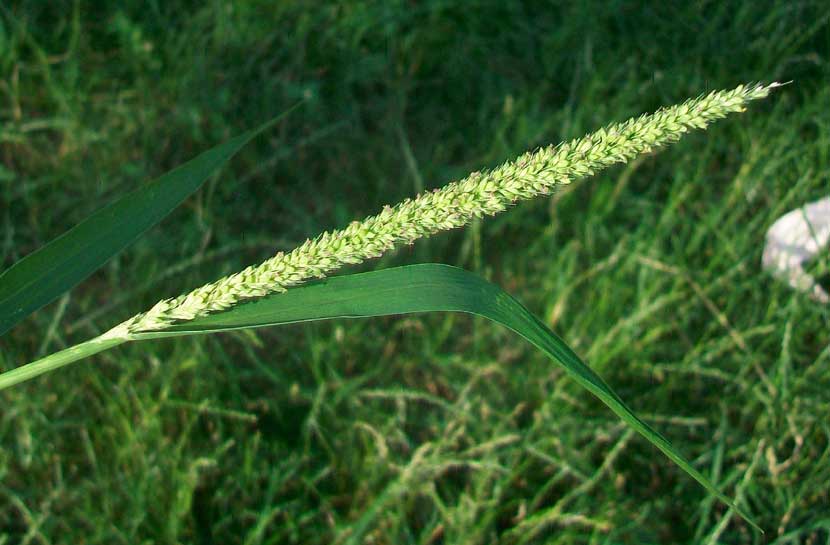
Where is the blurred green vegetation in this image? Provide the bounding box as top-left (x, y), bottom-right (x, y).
top-left (1, 1), bottom-right (829, 543)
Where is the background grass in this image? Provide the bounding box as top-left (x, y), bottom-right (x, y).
top-left (1, 1), bottom-right (829, 543)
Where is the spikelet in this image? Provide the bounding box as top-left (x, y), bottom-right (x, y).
top-left (121, 83), bottom-right (778, 333)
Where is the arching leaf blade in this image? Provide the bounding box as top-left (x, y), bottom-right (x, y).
top-left (135, 263), bottom-right (759, 530)
top-left (0, 263), bottom-right (759, 531)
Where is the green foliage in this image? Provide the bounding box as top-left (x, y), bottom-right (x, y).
top-left (1, 1), bottom-right (828, 543)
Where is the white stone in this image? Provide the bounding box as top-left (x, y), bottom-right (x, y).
top-left (762, 196), bottom-right (830, 302)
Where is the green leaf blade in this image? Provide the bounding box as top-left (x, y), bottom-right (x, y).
top-left (0, 117), bottom-right (282, 337)
top-left (136, 263), bottom-right (757, 530)
top-left (2, 263), bottom-right (759, 530)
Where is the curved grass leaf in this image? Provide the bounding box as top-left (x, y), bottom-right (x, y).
top-left (0, 111), bottom-right (295, 337)
top-left (141, 264), bottom-right (759, 530)
top-left (0, 264), bottom-right (759, 530)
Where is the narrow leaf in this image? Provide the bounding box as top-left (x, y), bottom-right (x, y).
top-left (138, 264), bottom-right (759, 530)
top-left (0, 263), bottom-right (759, 530)
top-left (0, 112), bottom-right (292, 336)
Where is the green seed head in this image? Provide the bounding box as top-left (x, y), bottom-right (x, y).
top-left (122, 83), bottom-right (778, 333)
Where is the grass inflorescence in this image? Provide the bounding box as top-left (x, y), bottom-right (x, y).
top-left (125, 83), bottom-right (777, 334)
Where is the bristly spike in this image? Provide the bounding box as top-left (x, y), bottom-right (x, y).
top-left (120, 83), bottom-right (779, 333)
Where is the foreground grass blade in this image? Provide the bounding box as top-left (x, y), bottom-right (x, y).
top-left (148, 264), bottom-right (759, 529)
top-left (0, 113), bottom-right (293, 337)
top-left (0, 264), bottom-right (759, 530)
